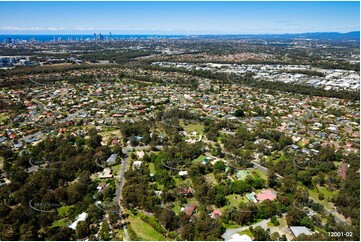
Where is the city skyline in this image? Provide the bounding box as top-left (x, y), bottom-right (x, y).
top-left (0, 1), bottom-right (359, 35)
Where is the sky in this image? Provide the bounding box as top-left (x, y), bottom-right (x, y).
top-left (0, 1), bottom-right (359, 35)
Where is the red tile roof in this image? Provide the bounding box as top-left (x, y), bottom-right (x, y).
top-left (339, 163), bottom-right (347, 180)
top-left (184, 204), bottom-right (196, 217)
top-left (212, 209), bottom-right (222, 218)
top-left (255, 190), bottom-right (276, 202)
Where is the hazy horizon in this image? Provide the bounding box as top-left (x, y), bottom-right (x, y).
top-left (0, 31), bottom-right (360, 36)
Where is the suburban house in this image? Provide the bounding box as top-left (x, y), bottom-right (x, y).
top-left (132, 161), bottom-right (143, 169)
top-left (97, 182), bottom-right (106, 190)
top-left (180, 187), bottom-right (195, 197)
top-left (211, 209), bottom-right (222, 219)
top-left (106, 154), bottom-right (117, 165)
top-left (339, 162), bottom-right (348, 180)
top-left (111, 138), bottom-right (119, 146)
top-left (182, 203), bottom-right (196, 217)
top-left (135, 151), bottom-right (145, 159)
top-left (227, 233), bottom-right (252, 241)
top-left (68, 212), bottom-right (88, 230)
top-left (178, 170), bottom-right (188, 176)
top-left (255, 189), bottom-right (277, 202)
top-left (99, 168), bottom-right (112, 179)
top-left (96, 182), bottom-right (109, 193)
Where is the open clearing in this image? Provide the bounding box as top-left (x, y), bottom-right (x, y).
top-left (127, 213), bottom-right (166, 241)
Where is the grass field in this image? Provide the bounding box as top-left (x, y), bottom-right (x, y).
top-left (239, 229), bottom-right (254, 238)
top-left (0, 113), bottom-right (9, 124)
top-left (278, 215), bottom-right (287, 228)
top-left (205, 173), bottom-right (217, 185)
top-left (149, 163), bottom-right (156, 174)
top-left (50, 218), bottom-right (70, 228)
top-left (172, 203), bottom-right (181, 214)
top-left (180, 120), bottom-right (204, 135)
top-left (249, 168), bottom-right (268, 180)
top-left (308, 185), bottom-right (339, 210)
top-left (192, 155), bottom-right (207, 163)
top-left (98, 129), bottom-right (122, 145)
top-left (223, 223), bottom-right (241, 229)
top-left (267, 217), bottom-right (286, 227)
top-left (225, 194), bottom-right (248, 208)
top-left (268, 151), bottom-right (288, 164)
top-left (174, 177), bottom-right (181, 186)
top-left (111, 163), bottom-right (122, 177)
top-left (57, 205), bottom-right (73, 217)
top-left (157, 183), bottom-right (164, 190)
top-left (127, 213), bottom-right (166, 241)
top-left (113, 229), bottom-right (124, 241)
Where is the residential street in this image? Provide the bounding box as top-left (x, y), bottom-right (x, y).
top-left (112, 146), bottom-right (130, 241)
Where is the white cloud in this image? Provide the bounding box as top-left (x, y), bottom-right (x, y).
top-left (0, 26), bottom-right (66, 31)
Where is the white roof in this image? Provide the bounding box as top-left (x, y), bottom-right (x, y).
top-left (100, 168), bottom-right (112, 178)
top-left (68, 212), bottom-right (88, 230)
top-left (133, 161), bottom-right (143, 166)
top-left (178, 171), bottom-right (188, 176)
top-left (289, 226), bottom-right (312, 237)
top-left (136, 151), bottom-right (145, 158)
top-left (228, 233), bottom-right (252, 241)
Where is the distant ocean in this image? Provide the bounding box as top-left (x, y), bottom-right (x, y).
top-left (0, 34), bottom-right (188, 42)
top-left (1, 31), bottom-right (359, 42)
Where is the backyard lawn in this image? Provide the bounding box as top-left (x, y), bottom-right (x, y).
top-left (249, 168), bottom-right (268, 180)
top-left (111, 163), bottom-right (122, 177)
top-left (224, 194), bottom-right (248, 209)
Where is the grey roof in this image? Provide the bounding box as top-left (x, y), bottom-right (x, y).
top-left (106, 154), bottom-right (117, 165)
top-left (289, 226), bottom-right (312, 237)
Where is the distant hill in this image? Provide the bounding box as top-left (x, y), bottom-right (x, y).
top-left (289, 31), bottom-right (360, 41)
top-left (201, 31), bottom-right (360, 41)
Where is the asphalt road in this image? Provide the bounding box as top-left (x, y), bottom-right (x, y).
top-left (114, 154), bottom-right (128, 203)
top-left (113, 147), bottom-right (130, 241)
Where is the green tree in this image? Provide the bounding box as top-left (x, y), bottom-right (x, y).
top-left (213, 160), bottom-right (226, 173)
top-left (234, 109), bottom-right (245, 117)
top-left (76, 221), bottom-right (89, 239)
top-left (100, 220), bottom-right (111, 241)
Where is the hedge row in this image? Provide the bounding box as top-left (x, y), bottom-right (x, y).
top-left (138, 213), bottom-right (167, 236)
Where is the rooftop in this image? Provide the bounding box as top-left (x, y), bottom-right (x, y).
top-left (255, 190), bottom-right (277, 202)
top-left (289, 226), bottom-right (312, 237)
